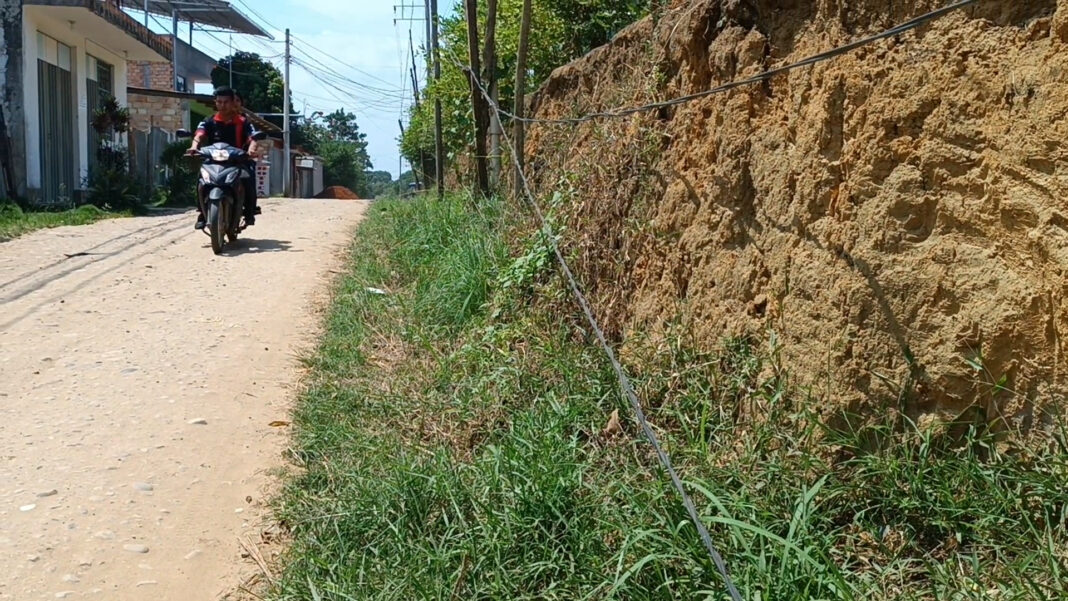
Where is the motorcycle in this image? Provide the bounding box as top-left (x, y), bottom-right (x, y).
top-left (176, 129), bottom-right (267, 255)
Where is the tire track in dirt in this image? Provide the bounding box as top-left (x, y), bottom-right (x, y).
top-left (0, 198), bottom-right (365, 600)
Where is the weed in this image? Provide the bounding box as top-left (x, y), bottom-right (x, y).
top-left (0, 203), bottom-right (123, 242)
top-left (271, 191), bottom-right (1068, 601)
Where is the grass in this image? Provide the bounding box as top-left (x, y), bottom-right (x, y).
top-left (271, 191), bottom-right (1068, 600)
top-left (0, 203), bottom-right (127, 242)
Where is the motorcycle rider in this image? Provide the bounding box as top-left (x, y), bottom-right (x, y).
top-left (234, 90), bottom-right (263, 220)
top-left (187, 87), bottom-right (261, 229)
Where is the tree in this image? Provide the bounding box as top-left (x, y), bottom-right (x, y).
top-left (400, 0), bottom-right (652, 178)
top-left (365, 170), bottom-right (394, 198)
top-left (308, 109), bottom-right (373, 197)
top-left (211, 52), bottom-right (286, 113)
top-left (323, 109), bottom-right (364, 144)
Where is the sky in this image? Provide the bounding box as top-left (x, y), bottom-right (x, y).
top-left (134, 0), bottom-right (457, 179)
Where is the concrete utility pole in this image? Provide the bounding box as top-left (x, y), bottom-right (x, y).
top-left (513, 0), bottom-right (531, 198)
top-left (171, 9), bottom-right (179, 90)
top-left (283, 28), bottom-right (291, 197)
top-left (430, 0), bottom-right (444, 200)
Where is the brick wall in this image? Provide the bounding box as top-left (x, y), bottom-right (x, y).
top-left (127, 61), bottom-right (186, 133)
top-left (128, 93), bottom-right (184, 133)
top-left (129, 61), bottom-right (174, 90)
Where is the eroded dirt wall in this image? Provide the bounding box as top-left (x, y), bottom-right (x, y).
top-left (525, 0), bottom-right (1067, 427)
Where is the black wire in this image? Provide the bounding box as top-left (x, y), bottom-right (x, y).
top-left (453, 52), bottom-right (747, 601)
top-left (498, 0), bottom-right (980, 125)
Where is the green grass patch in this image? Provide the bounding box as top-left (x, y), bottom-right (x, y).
top-left (272, 192), bottom-right (1068, 600)
top-left (0, 203), bottom-right (126, 242)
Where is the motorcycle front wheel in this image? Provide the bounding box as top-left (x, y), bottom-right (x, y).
top-left (208, 201), bottom-right (224, 255)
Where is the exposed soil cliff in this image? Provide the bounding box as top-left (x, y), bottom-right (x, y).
top-left (525, 0), bottom-right (1066, 427)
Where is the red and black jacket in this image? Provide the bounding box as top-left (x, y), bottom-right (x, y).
top-left (195, 114), bottom-right (255, 149)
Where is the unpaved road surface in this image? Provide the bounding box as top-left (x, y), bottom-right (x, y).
top-left (0, 198), bottom-right (365, 600)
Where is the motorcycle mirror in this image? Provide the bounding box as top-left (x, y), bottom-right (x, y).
top-left (175, 129), bottom-right (192, 139)
top-left (251, 131), bottom-right (268, 141)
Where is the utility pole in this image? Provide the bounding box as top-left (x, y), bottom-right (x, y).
top-left (463, 0), bottom-right (489, 197)
top-left (171, 9), bottom-right (179, 91)
top-left (408, 32), bottom-right (428, 188)
top-left (409, 30), bottom-right (420, 108)
top-left (283, 28), bottom-right (292, 197)
top-left (514, 0), bottom-right (531, 198)
top-left (483, 0), bottom-right (500, 189)
top-left (423, 0), bottom-right (432, 82)
top-left (430, 0), bottom-right (444, 200)
top-left (228, 34), bottom-right (233, 88)
top-left (398, 120), bottom-right (420, 189)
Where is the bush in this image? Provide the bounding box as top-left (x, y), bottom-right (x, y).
top-left (85, 147), bottom-right (145, 212)
top-left (86, 96), bottom-right (146, 212)
top-left (156, 141), bottom-right (198, 207)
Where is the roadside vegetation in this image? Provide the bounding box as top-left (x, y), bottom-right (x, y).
top-left (0, 203), bottom-right (128, 242)
top-left (270, 191), bottom-right (1068, 600)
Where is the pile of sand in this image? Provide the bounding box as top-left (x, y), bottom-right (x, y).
top-left (316, 186), bottom-right (360, 200)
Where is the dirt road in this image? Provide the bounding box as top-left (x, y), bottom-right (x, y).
top-left (0, 198), bottom-right (365, 600)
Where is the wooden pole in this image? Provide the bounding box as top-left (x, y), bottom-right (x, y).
top-left (399, 119), bottom-right (420, 189)
top-left (483, 0), bottom-right (500, 189)
top-left (513, 0), bottom-right (532, 199)
top-left (409, 30), bottom-right (421, 108)
top-left (430, 0), bottom-right (444, 200)
top-left (463, 0), bottom-right (489, 197)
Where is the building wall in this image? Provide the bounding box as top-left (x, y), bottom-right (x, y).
top-left (0, 0), bottom-right (25, 197)
top-left (129, 60), bottom-right (174, 90)
top-left (127, 92), bottom-right (184, 133)
top-left (21, 7), bottom-right (130, 193)
top-left (127, 60), bottom-right (191, 132)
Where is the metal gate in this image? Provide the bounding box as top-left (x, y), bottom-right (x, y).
top-left (37, 38), bottom-right (76, 206)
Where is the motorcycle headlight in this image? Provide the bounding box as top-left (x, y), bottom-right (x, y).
top-left (225, 170), bottom-right (240, 184)
top-left (199, 167), bottom-right (211, 180)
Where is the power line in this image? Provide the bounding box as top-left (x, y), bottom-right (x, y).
top-left (230, 0), bottom-right (282, 35)
top-left (289, 49), bottom-right (408, 97)
top-left (290, 57), bottom-right (408, 104)
top-left (291, 59), bottom-right (408, 112)
top-left (289, 37), bottom-right (404, 90)
top-left (291, 59), bottom-right (407, 105)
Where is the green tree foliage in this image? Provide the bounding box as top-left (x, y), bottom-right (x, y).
top-left (309, 109), bottom-right (373, 197)
top-left (365, 170), bottom-right (395, 198)
top-left (400, 0), bottom-right (650, 170)
top-left (211, 52), bottom-right (285, 113)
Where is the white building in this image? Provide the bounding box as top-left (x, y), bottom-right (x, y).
top-left (1, 0), bottom-right (171, 204)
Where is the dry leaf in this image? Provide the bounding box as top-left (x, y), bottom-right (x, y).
top-left (269, 421), bottom-right (290, 427)
top-left (601, 409), bottom-right (621, 437)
